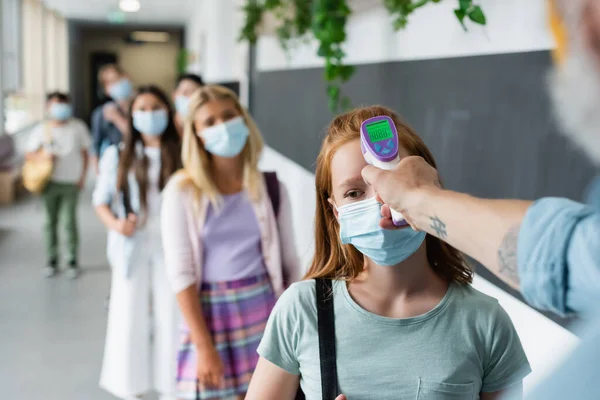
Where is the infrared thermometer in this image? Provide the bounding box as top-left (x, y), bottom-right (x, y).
top-left (360, 116), bottom-right (408, 227)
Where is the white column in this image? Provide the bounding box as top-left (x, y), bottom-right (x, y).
top-left (233, 0), bottom-right (250, 107)
top-left (202, 0), bottom-right (242, 83)
top-left (185, 0), bottom-right (249, 105)
top-left (184, 0), bottom-right (204, 75)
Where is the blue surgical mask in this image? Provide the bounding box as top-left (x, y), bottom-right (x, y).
top-left (175, 95), bottom-right (191, 117)
top-left (133, 109), bottom-right (169, 136)
top-left (49, 103), bottom-right (72, 121)
top-left (108, 79), bottom-right (133, 101)
top-left (337, 197), bottom-right (426, 266)
top-left (201, 116), bottom-right (249, 158)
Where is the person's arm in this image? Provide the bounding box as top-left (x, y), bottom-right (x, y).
top-left (516, 198), bottom-right (599, 315)
top-left (406, 190), bottom-right (531, 289)
top-left (92, 145), bottom-right (136, 236)
top-left (246, 357), bottom-right (300, 400)
top-left (90, 107), bottom-right (104, 173)
top-left (94, 204), bottom-right (136, 236)
top-left (363, 156), bottom-right (600, 315)
top-left (78, 150), bottom-right (89, 189)
top-left (175, 284), bottom-right (224, 387)
top-left (481, 383), bottom-right (522, 400)
top-left (160, 178), bottom-right (224, 388)
top-left (479, 304), bottom-right (530, 397)
top-left (104, 104), bottom-right (129, 136)
top-left (77, 121), bottom-right (92, 189)
top-left (277, 181), bottom-right (302, 285)
top-left (249, 283), bottom-right (303, 398)
top-left (363, 156), bottom-right (531, 289)
top-left (25, 125), bottom-right (45, 159)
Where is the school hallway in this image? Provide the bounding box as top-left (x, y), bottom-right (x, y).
top-left (0, 183), bottom-right (157, 400)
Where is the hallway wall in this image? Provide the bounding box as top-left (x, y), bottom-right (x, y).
top-left (68, 23), bottom-right (183, 121)
top-left (251, 0), bottom-right (583, 395)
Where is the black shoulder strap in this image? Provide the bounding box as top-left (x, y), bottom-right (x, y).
top-left (316, 278), bottom-right (339, 400)
top-left (263, 171), bottom-right (280, 217)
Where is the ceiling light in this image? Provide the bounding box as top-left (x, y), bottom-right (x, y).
top-left (119, 0), bottom-right (141, 13)
top-left (130, 31), bottom-right (171, 43)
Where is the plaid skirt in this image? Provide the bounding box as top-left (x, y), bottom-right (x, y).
top-left (175, 273), bottom-right (276, 399)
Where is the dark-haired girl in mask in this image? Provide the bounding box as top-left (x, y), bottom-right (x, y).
top-left (93, 85), bottom-right (182, 400)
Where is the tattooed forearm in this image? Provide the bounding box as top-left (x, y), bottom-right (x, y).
top-left (429, 216), bottom-right (448, 239)
top-left (497, 224), bottom-right (521, 288)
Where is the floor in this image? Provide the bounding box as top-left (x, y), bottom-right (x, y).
top-left (0, 184), bottom-right (157, 400)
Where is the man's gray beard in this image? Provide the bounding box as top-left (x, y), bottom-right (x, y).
top-left (549, 49), bottom-right (600, 166)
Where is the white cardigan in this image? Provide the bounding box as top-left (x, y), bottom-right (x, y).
top-left (161, 173), bottom-right (301, 296)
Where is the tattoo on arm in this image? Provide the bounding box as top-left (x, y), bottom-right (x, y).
top-left (430, 216), bottom-right (448, 239)
top-left (497, 225), bottom-right (521, 287)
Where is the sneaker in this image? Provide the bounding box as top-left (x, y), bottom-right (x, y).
top-left (66, 260), bottom-right (80, 280)
top-left (44, 259), bottom-right (58, 278)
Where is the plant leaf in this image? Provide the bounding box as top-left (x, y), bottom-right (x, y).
top-left (341, 96), bottom-right (352, 111)
top-left (454, 9), bottom-right (467, 31)
top-left (324, 64), bottom-right (338, 81)
top-left (327, 84), bottom-right (341, 112)
top-left (338, 65), bottom-right (355, 81)
top-left (458, 0), bottom-right (471, 11)
top-left (468, 5), bottom-right (486, 25)
top-left (317, 43), bottom-right (331, 57)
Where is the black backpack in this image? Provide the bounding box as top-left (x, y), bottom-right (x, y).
top-left (264, 171), bottom-right (280, 217)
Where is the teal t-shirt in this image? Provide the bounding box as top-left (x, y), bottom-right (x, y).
top-left (257, 280), bottom-right (531, 399)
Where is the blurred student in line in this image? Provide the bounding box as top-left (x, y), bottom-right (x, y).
top-left (161, 85), bottom-right (301, 400)
top-left (91, 64), bottom-right (134, 172)
top-left (26, 92), bottom-right (90, 278)
top-left (94, 85), bottom-right (182, 400)
top-left (173, 73), bottom-right (205, 137)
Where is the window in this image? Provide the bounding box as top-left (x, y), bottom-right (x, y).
top-left (45, 10), bottom-right (69, 94)
top-left (2, 0), bottom-right (23, 134)
top-left (2, 0), bottom-right (21, 92)
top-left (20, 0), bottom-right (45, 128)
top-left (2, 0), bottom-right (68, 134)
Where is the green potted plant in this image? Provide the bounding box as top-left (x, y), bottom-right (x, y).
top-left (239, 0), bottom-right (486, 111)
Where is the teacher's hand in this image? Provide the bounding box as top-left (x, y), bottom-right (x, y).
top-left (335, 395), bottom-right (347, 400)
top-left (362, 156), bottom-right (441, 231)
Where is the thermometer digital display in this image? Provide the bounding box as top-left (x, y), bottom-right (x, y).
top-left (360, 116), bottom-right (408, 227)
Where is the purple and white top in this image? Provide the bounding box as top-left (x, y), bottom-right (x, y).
top-left (201, 191), bottom-right (268, 282)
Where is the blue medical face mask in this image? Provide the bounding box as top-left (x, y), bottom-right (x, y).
top-left (108, 78), bottom-right (133, 101)
top-left (337, 197), bottom-right (426, 266)
top-left (201, 116), bottom-right (249, 158)
top-left (49, 103), bottom-right (72, 121)
top-left (133, 109), bottom-right (169, 136)
top-left (175, 95), bottom-right (191, 117)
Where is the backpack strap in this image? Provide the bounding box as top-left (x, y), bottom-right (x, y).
top-left (263, 171), bottom-right (280, 217)
top-left (316, 278), bottom-right (339, 400)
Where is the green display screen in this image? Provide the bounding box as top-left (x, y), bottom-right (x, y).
top-left (365, 120), bottom-right (394, 142)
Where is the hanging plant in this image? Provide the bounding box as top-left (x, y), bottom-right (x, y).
top-left (176, 49), bottom-right (190, 75)
top-left (239, 0), bottom-right (487, 112)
